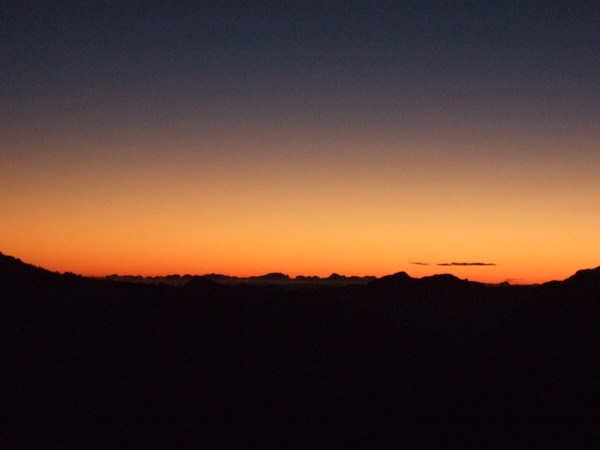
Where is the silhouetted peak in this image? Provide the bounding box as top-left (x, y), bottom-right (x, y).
top-left (250, 273), bottom-right (290, 281)
top-left (328, 273), bottom-right (346, 280)
top-left (418, 273), bottom-right (471, 291)
top-left (0, 251), bottom-right (52, 276)
top-left (0, 251), bottom-right (23, 267)
top-left (563, 266), bottom-right (600, 286)
top-left (421, 273), bottom-right (462, 282)
top-left (395, 271), bottom-right (411, 279)
top-left (369, 271), bottom-right (414, 290)
top-left (381, 272), bottom-right (412, 281)
top-left (200, 273), bottom-right (236, 283)
top-left (0, 251), bottom-right (62, 291)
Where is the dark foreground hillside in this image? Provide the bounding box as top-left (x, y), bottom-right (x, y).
top-left (2, 252), bottom-right (599, 447)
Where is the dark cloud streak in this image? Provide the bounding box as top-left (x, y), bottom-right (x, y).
top-left (437, 262), bottom-right (496, 266)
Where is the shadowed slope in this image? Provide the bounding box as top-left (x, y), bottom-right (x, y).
top-left (2, 251), bottom-right (600, 447)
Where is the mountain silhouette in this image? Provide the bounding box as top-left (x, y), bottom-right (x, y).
top-left (2, 251), bottom-right (599, 447)
top-left (0, 251), bottom-right (59, 283)
top-left (250, 272), bottom-right (290, 281)
top-left (563, 266), bottom-right (600, 287)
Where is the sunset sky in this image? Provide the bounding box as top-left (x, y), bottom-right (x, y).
top-left (2, 1), bottom-right (599, 283)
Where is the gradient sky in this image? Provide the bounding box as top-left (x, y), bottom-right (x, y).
top-left (2, 1), bottom-right (599, 283)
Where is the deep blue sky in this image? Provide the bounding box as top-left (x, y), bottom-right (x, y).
top-left (3, 1), bottom-right (598, 139)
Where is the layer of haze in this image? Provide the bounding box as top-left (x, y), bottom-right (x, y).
top-left (2, 1), bottom-right (599, 284)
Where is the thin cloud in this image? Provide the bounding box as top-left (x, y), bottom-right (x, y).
top-left (409, 262), bottom-right (431, 266)
top-left (437, 262), bottom-right (496, 266)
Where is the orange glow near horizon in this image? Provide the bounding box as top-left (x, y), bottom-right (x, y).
top-left (3, 127), bottom-right (599, 285)
top-left (4, 2), bottom-right (600, 287)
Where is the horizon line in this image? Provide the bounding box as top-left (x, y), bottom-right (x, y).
top-left (3, 250), bottom-right (593, 286)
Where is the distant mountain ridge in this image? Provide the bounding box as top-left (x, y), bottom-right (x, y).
top-left (2, 251), bottom-right (600, 289)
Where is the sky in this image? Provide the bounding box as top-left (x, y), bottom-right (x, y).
top-left (2, 1), bottom-right (599, 283)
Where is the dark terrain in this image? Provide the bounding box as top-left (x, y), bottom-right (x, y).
top-left (2, 252), bottom-right (599, 447)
